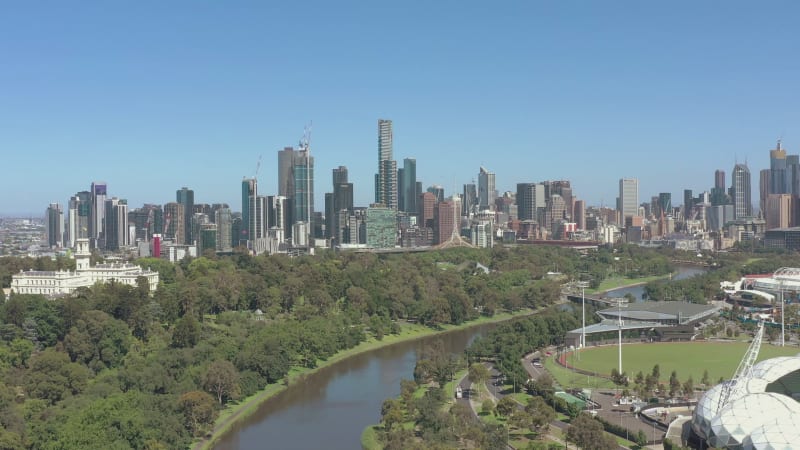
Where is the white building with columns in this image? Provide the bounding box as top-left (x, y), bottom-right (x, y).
top-left (10, 239), bottom-right (159, 297)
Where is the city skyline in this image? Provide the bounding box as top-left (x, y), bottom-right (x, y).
top-left (3, 2), bottom-right (799, 215)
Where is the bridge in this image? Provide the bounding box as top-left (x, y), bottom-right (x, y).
top-left (563, 292), bottom-right (623, 307)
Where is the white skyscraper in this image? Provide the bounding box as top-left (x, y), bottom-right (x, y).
top-left (618, 178), bottom-right (639, 220)
top-left (478, 166), bottom-right (496, 210)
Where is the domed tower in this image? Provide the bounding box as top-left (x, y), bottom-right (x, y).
top-left (75, 238), bottom-right (91, 271)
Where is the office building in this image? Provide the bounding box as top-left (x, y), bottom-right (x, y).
top-left (683, 190), bottom-right (694, 221)
top-left (68, 191), bottom-right (91, 248)
top-left (379, 159), bottom-right (397, 209)
top-left (366, 206), bottom-right (397, 248)
top-left (292, 148), bottom-right (314, 224)
top-left (332, 166), bottom-right (348, 185)
top-left (463, 183), bottom-right (477, 216)
top-left (760, 169), bottom-right (771, 217)
top-left (658, 193), bottom-right (672, 217)
top-left (715, 170), bottom-right (726, 190)
top-left (104, 198), bottom-right (129, 251)
top-left (176, 187), bottom-right (194, 245)
top-left (399, 158), bottom-right (417, 214)
top-left (478, 166), bottom-right (496, 210)
top-left (278, 147), bottom-right (295, 197)
top-left (199, 223), bottom-right (217, 254)
top-left (618, 178), bottom-right (639, 221)
top-left (163, 202), bottom-right (185, 244)
top-left (770, 140), bottom-right (787, 194)
top-left (215, 207), bottom-right (233, 252)
top-left (516, 183), bottom-right (546, 221)
top-left (427, 185), bottom-right (445, 203)
top-left (418, 192), bottom-right (436, 229)
top-left (46, 203), bottom-right (63, 248)
top-left (435, 199), bottom-right (457, 245)
top-left (766, 194), bottom-right (793, 230)
top-left (90, 181), bottom-right (107, 247)
top-left (375, 119), bottom-right (397, 209)
top-left (732, 163), bottom-right (752, 219)
top-left (241, 178), bottom-right (257, 245)
top-left (574, 200), bottom-right (586, 230)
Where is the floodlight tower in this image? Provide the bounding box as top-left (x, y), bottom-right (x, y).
top-left (615, 297), bottom-right (627, 374)
top-left (773, 267), bottom-right (800, 347)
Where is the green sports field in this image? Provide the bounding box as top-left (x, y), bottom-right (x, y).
top-left (563, 342), bottom-right (800, 385)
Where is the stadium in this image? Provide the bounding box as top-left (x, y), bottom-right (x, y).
top-left (691, 355), bottom-right (800, 449)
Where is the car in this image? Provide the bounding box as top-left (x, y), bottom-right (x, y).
top-left (533, 361), bottom-right (543, 367)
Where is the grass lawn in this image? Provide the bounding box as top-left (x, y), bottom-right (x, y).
top-left (360, 425), bottom-right (382, 450)
top-left (588, 274), bottom-right (669, 294)
top-left (544, 356), bottom-right (616, 390)
top-left (565, 342), bottom-right (800, 384)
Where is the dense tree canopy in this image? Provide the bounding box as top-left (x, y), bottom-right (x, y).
top-left (0, 244), bottom-right (684, 449)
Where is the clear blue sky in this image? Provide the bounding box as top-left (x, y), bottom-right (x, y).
top-left (2, 1), bottom-right (799, 216)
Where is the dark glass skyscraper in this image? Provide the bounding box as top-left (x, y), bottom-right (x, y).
top-left (176, 187), bottom-right (194, 245)
top-left (732, 163), bottom-right (752, 219)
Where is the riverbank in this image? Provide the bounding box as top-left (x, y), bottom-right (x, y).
top-left (193, 308), bottom-right (536, 450)
top-left (588, 274), bottom-right (670, 295)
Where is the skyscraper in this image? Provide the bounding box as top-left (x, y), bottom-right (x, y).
top-left (732, 163), bottom-right (752, 219)
top-left (462, 183), bottom-right (477, 216)
top-left (241, 178), bottom-right (257, 245)
top-left (618, 178), bottom-right (639, 221)
top-left (176, 187), bottom-right (194, 245)
top-left (760, 169), bottom-right (771, 217)
top-left (90, 181), bottom-right (107, 247)
top-left (292, 148), bottom-right (314, 223)
top-left (770, 140), bottom-right (787, 194)
top-left (400, 158), bottom-right (417, 214)
top-left (332, 166), bottom-right (349, 185)
top-left (658, 193), bottom-right (672, 217)
top-left (516, 183), bottom-right (545, 221)
top-left (375, 119), bottom-right (397, 208)
top-left (715, 170), bottom-right (726, 190)
top-left (278, 147), bottom-right (295, 197)
top-left (163, 202), bottom-right (185, 244)
top-left (478, 167), bottom-right (496, 210)
top-left (683, 190), bottom-right (694, 221)
top-left (104, 198), bottom-right (129, 251)
top-left (574, 200), bottom-right (586, 230)
top-left (68, 191), bottom-right (91, 248)
top-left (46, 203), bottom-right (63, 248)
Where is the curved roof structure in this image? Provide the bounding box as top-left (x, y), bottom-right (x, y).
top-left (692, 355), bottom-right (800, 449)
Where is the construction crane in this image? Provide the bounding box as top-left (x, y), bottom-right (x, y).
top-left (716, 320), bottom-right (765, 412)
top-left (254, 154), bottom-right (262, 179)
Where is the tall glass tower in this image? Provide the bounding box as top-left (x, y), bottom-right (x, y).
top-left (176, 187), bottom-right (194, 245)
top-left (732, 163), bottom-right (752, 219)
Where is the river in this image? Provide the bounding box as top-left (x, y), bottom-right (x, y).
top-left (212, 322), bottom-right (498, 450)
top-left (605, 265), bottom-right (707, 301)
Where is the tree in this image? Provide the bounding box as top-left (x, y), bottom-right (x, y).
top-left (171, 315), bottom-right (201, 348)
top-left (525, 396), bottom-right (555, 432)
top-left (496, 396), bottom-right (516, 417)
top-left (203, 360), bottom-right (240, 405)
top-left (636, 430), bottom-right (648, 447)
top-left (468, 363), bottom-right (490, 385)
top-left (400, 379), bottom-right (417, 411)
top-left (481, 399), bottom-right (495, 416)
top-left (509, 410), bottom-right (532, 431)
top-left (178, 391), bottom-right (218, 436)
top-left (381, 399), bottom-right (404, 431)
top-left (683, 376), bottom-right (694, 398)
top-left (24, 349), bottom-right (89, 404)
top-left (701, 369), bottom-right (710, 387)
top-left (669, 370), bottom-right (681, 398)
top-left (565, 413), bottom-right (617, 450)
